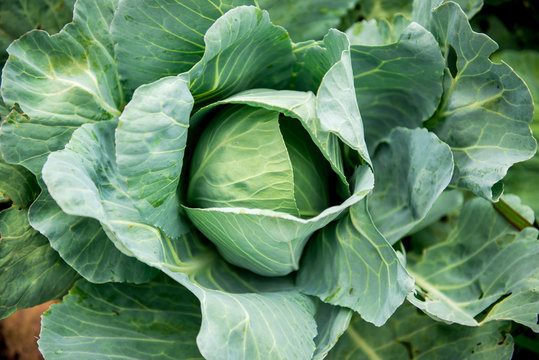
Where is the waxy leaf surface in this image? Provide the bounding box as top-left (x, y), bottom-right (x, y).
top-left (407, 197), bottom-right (539, 331)
top-left (368, 127), bottom-right (454, 244)
top-left (425, 2), bottom-right (536, 200)
top-left (0, 0), bottom-right (75, 63)
top-left (116, 75), bottom-right (193, 238)
top-left (187, 6), bottom-right (295, 107)
top-left (29, 191), bottom-right (158, 284)
top-left (298, 199), bottom-right (414, 326)
top-left (0, 0), bottom-right (121, 175)
top-left (111, 0), bottom-right (254, 95)
top-left (327, 303), bottom-right (514, 360)
top-left (39, 276), bottom-right (204, 359)
top-left (350, 23), bottom-right (445, 150)
top-left (0, 206), bottom-right (78, 319)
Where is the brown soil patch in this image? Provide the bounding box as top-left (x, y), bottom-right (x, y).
top-left (0, 301), bottom-right (58, 360)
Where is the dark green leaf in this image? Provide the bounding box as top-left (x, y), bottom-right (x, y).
top-left (187, 6), bottom-right (295, 107)
top-left (0, 0), bottom-right (75, 64)
top-left (0, 206), bottom-right (78, 319)
top-left (258, 0), bottom-right (357, 41)
top-left (0, 0), bottom-right (121, 175)
top-left (39, 276), bottom-right (204, 359)
top-left (327, 303), bottom-right (514, 360)
top-left (0, 160), bottom-right (39, 207)
top-left (111, 0), bottom-right (254, 95)
top-left (29, 191), bottom-right (158, 284)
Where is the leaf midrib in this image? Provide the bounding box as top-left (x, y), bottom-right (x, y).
top-left (407, 269), bottom-right (478, 325)
top-left (344, 325), bottom-right (382, 360)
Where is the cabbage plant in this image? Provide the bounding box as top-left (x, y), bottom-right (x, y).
top-left (0, 0), bottom-right (537, 359)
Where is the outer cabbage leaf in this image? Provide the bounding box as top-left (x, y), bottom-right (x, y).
top-left (258, 0), bottom-right (357, 42)
top-left (423, 2), bottom-right (536, 200)
top-left (295, 29), bottom-right (371, 166)
top-left (41, 118), bottom-right (319, 360)
top-left (327, 302), bottom-right (514, 360)
top-left (412, 0), bottom-right (484, 25)
top-left (368, 128), bottom-right (454, 244)
top-left (0, 141), bottom-right (62, 319)
top-left (493, 50), bottom-right (539, 220)
top-left (406, 189), bottom-right (464, 235)
top-left (350, 22), bottom-right (445, 150)
top-left (0, 160), bottom-right (39, 207)
top-left (29, 191), bottom-right (158, 284)
top-left (0, 207), bottom-right (78, 319)
top-left (39, 276), bottom-right (204, 359)
top-left (345, 15), bottom-right (410, 46)
top-left (0, 159), bottom-right (78, 318)
top-left (491, 50), bottom-right (539, 122)
top-left (0, 0), bottom-right (75, 64)
top-left (476, 196), bottom-right (538, 332)
top-left (356, 0), bottom-right (412, 19)
top-left (0, 0), bottom-right (122, 175)
top-left (189, 262), bottom-right (317, 360)
top-left (483, 277), bottom-right (539, 332)
top-left (407, 197), bottom-right (539, 331)
top-left (111, 0), bottom-right (254, 95)
top-left (358, 0), bottom-right (483, 21)
top-left (42, 120), bottom-right (166, 262)
top-left (313, 302), bottom-right (353, 360)
top-left (116, 75), bottom-right (193, 238)
top-left (187, 6), bottom-right (295, 107)
top-left (297, 199), bottom-right (414, 326)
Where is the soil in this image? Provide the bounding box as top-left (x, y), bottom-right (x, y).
top-left (0, 301), bottom-right (57, 360)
